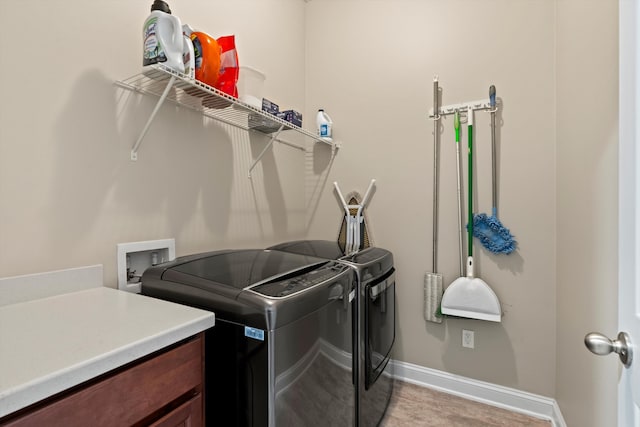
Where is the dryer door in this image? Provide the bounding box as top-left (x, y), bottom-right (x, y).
top-left (272, 269), bottom-right (356, 427)
top-left (364, 268), bottom-right (396, 389)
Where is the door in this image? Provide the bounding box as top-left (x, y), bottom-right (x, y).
top-left (618, 0), bottom-right (639, 424)
top-left (586, 2), bottom-right (640, 425)
top-left (273, 272), bottom-right (356, 426)
top-left (364, 269), bottom-right (396, 389)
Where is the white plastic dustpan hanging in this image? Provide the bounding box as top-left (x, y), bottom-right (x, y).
top-left (441, 258), bottom-right (502, 322)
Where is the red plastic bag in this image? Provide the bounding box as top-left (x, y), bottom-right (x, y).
top-left (215, 35), bottom-right (239, 98)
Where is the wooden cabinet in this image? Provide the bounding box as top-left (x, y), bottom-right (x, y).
top-left (0, 333), bottom-right (205, 427)
top-left (148, 394), bottom-right (202, 427)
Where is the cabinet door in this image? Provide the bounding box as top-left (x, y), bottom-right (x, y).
top-left (1, 334), bottom-right (204, 427)
top-left (149, 393), bottom-right (203, 427)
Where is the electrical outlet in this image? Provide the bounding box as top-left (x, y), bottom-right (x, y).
top-left (462, 329), bottom-right (475, 349)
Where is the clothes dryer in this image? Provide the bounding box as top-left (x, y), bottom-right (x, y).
top-left (267, 240), bottom-right (396, 427)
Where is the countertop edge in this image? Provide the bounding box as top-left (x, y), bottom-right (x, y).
top-left (0, 289), bottom-right (215, 419)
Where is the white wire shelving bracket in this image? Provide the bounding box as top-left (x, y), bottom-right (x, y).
top-left (247, 124), bottom-right (284, 178)
top-left (115, 64), bottom-right (340, 176)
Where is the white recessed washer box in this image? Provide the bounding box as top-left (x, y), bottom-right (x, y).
top-left (117, 239), bottom-right (175, 293)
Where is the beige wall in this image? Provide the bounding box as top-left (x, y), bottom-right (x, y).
top-left (0, 0), bottom-right (309, 286)
top-left (305, 0), bottom-right (557, 397)
top-left (0, 0), bottom-right (620, 424)
top-left (555, 0), bottom-right (619, 425)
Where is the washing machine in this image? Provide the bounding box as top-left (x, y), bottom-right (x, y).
top-left (267, 240), bottom-right (396, 427)
top-left (141, 249), bottom-right (356, 427)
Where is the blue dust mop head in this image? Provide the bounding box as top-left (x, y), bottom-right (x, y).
top-left (473, 211), bottom-right (516, 254)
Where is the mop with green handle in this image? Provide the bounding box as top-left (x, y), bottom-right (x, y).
top-left (441, 106), bottom-right (501, 322)
top-left (454, 109), bottom-right (464, 277)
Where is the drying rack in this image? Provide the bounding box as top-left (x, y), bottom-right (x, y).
top-left (115, 64), bottom-right (339, 177)
top-left (334, 179), bottom-right (376, 255)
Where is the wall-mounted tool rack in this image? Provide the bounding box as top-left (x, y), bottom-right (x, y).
top-left (429, 98), bottom-right (500, 119)
top-left (427, 84), bottom-right (505, 323)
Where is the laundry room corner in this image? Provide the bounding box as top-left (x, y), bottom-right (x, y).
top-left (303, 0), bottom-right (557, 401)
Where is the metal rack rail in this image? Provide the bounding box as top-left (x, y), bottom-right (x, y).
top-left (429, 98), bottom-right (500, 119)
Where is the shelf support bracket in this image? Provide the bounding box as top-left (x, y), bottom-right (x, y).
top-left (130, 75), bottom-right (177, 161)
top-left (248, 125), bottom-right (285, 178)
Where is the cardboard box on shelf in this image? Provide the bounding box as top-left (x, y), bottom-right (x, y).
top-left (278, 110), bottom-right (302, 127)
top-left (261, 98), bottom-right (279, 115)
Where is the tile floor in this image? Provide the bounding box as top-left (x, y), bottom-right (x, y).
top-left (380, 381), bottom-right (552, 427)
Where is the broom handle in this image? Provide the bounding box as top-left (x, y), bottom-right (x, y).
top-left (432, 77), bottom-right (439, 272)
top-left (490, 85), bottom-right (497, 217)
top-left (454, 111), bottom-right (464, 277)
top-left (468, 106), bottom-right (474, 258)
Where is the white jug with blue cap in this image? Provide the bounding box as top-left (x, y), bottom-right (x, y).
top-left (316, 109), bottom-right (333, 143)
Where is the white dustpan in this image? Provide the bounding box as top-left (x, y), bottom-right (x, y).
top-left (441, 257), bottom-right (501, 322)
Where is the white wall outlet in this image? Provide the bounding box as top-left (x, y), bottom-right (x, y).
top-left (117, 239), bottom-right (175, 293)
top-left (462, 329), bottom-right (475, 349)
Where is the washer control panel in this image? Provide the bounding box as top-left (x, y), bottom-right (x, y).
top-left (251, 263), bottom-right (350, 298)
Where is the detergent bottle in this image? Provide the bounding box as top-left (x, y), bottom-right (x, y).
top-left (316, 109), bottom-right (333, 142)
top-left (182, 25), bottom-right (195, 79)
top-left (190, 31), bottom-right (221, 88)
top-left (142, 0), bottom-right (185, 76)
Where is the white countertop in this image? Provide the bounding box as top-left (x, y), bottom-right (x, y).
top-left (0, 286), bottom-right (215, 418)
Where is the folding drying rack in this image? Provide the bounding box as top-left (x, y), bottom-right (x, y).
top-left (334, 179), bottom-right (376, 255)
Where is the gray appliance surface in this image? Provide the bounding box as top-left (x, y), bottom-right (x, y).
top-left (267, 240), bottom-right (345, 260)
top-left (141, 249), bottom-right (356, 427)
top-left (267, 241), bottom-right (396, 427)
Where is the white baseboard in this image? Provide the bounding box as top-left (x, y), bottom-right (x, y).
top-left (390, 360), bottom-right (567, 427)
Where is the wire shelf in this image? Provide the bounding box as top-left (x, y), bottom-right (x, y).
top-left (116, 64), bottom-right (336, 165)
